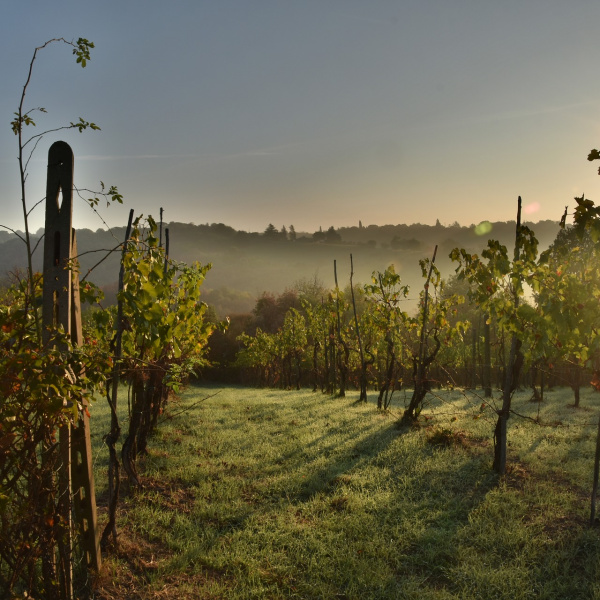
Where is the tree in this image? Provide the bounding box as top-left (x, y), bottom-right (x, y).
top-left (252, 290), bottom-right (298, 334)
top-left (390, 236), bottom-right (421, 251)
top-left (295, 275), bottom-right (327, 307)
top-left (313, 227), bottom-right (325, 242)
top-left (325, 226), bottom-right (342, 243)
top-left (263, 223), bottom-right (279, 238)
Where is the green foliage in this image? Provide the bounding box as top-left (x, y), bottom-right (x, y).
top-left (72, 37), bottom-right (94, 67)
top-left (236, 328), bottom-right (278, 372)
top-left (93, 215), bottom-right (223, 391)
top-left (281, 308), bottom-right (308, 356)
top-left (363, 266), bottom-right (409, 408)
top-left (451, 234), bottom-right (533, 354)
top-left (10, 108), bottom-right (44, 135)
top-left (70, 116), bottom-right (101, 132)
top-left (451, 210), bottom-right (600, 408)
top-left (364, 264), bottom-right (409, 310)
top-left (236, 261), bottom-right (466, 413)
top-left (236, 309), bottom-right (307, 389)
top-left (536, 225), bottom-right (600, 372)
top-left (0, 275), bottom-right (109, 596)
top-left (573, 193), bottom-right (600, 244)
top-left (401, 258), bottom-right (468, 420)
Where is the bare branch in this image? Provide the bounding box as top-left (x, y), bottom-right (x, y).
top-left (80, 243), bottom-right (125, 282)
top-left (26, 196), bottom-right (46, 218)
top-left (24, 133), bottom-right (45, 172)
top-left (0, 224), bottom-right (26, 243)
top-left (22, 123), bottom-right (93, 150)
top-left (31, 234), bottom-right (45, 257)
top-left (74, 187), bottom-right (122, 245)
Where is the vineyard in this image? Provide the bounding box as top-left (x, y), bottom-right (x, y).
top-left (3, 38), bottom-right (600, 599)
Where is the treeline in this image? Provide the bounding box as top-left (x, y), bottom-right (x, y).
top-left (0, 219), bottom-right (561, 319)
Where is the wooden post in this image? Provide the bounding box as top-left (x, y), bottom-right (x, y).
top-left (350, 254), bottom-right (367, 402)
top-left (471, 326), bottom-right (477, 389)
top-left (159, 207), bottom-right (164, 248)
top-left (42, 142), bottom-right (101, 595)
top-left (483, 314), bottom-right (492, 398)
top-left (101, 208), bottom-right (134, 550)
top-left (493, 197), bottom-right (524, 475)
top-left (70, 229), bottom-right (102, 572)
top-left (43, 141), bottom-right (75, 599)
top-left (164, 227), bottom-right (170, 275)
top-left (333, 259), bottom-right (344, 397)
top-left (590, 415), bottom-right (600, 525)
top-left (43, 141), bottom-right (74, 337)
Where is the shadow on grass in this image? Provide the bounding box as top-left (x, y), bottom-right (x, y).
top-left (291, 419), bottom-right (402, 503)
top-left (95, 386), bottom-right (600, 599)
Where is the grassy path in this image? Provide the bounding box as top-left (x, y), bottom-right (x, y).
top-left (91, 385), bottom-right (600, 599)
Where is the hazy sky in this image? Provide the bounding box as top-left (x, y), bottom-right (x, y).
top-left (3, 1), bottom-right (600, 234)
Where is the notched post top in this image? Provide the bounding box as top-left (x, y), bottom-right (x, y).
top-left (43, 141), bottom-right (74, 339)
top-left (46, 141), bottom-right (74, 214)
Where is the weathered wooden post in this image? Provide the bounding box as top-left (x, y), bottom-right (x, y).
top-left (42, 141), bottom-right (101, 596)
top-left (164, 226), bottom-right (170, 274)
top-left (483, 313), bottom-right (492, 398)
top-left (493, 197), bottom-right (524, 475)
top-left (70, 227), bottom-right (102, 574)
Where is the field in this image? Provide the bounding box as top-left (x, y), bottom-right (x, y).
top-left (91, 385), bottom-right (600, 599)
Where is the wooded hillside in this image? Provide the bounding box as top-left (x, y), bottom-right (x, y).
top-left (0, 219), bottom-right (561, 317)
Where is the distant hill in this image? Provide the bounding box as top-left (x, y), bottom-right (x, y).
top-left (0, 219), bottom-right (561, 317)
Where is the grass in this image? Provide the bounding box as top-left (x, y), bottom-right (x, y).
top-left (90, 384), bottom-right (600, 599)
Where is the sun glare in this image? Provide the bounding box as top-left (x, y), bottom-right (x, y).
top-left (474, 221), bottom-right (492, 236)
top-left (524, 202), bottom-right (541, 215)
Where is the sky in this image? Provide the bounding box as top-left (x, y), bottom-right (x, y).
top-left (3, 0), bottom-right (600, 235)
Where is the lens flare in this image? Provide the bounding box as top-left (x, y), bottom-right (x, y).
top-left (524, 202), bottom-right (541, 215)
top-left (474, 221), bottom-right (492, 236)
